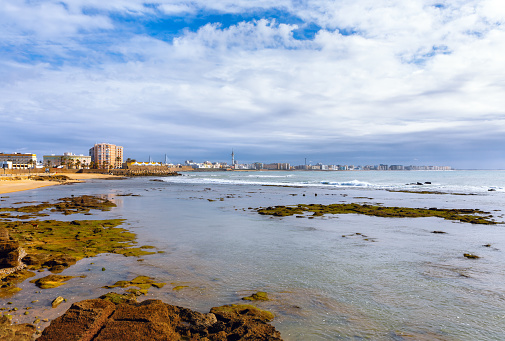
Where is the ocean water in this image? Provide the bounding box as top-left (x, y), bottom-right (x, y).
top-left (2, 170), bottom-right (505, 340)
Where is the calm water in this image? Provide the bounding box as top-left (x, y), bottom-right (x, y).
top-left (2, 171), bottom-right (505, 340)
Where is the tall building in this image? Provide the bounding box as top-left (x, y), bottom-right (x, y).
top-left (0, 153), bottom-right (37, 169)
top-left (89, 143), bottom-right (123, 169)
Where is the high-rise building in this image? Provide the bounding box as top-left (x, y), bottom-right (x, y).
top-left (89, 143), bottom-right (123, 169)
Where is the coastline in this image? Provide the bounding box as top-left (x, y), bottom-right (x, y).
top-left (0, 173), bottom-right (122, 195)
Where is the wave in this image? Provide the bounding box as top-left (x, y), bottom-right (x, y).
top-left (320, 180), bottom-right (371, 187)
top-left (162, 173), bottom-right (505, 194)
top-left (247, 175), bottom-right (294, 178)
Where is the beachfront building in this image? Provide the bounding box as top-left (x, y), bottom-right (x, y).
top-left (43, 153), bottom-right (91, 169)
top-left (0, 153), bottom-right (37, 169)
top-left (89, 143), bottom-right (123, 169)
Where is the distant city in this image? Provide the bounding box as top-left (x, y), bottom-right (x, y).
top-left (0, 143), bottom-right (451, 171)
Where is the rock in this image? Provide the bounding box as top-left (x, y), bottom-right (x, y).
top-left (44, 255), bottom-right (77, 273)
top-left (463, 253), bottom-right (480, 259)
top-left (0, 314), bottom-right (36, 341)
top-left (51, 296), bottom-right (65, 308)
top-left (0, 228), bottom-right (25, 268)
top-left (31, 275), bottom-right (76, 289)
top-left (242, 291), bottom-right (270, 301)
top-left (22, 253), bottom-right (51, 267)
top-left (0, 228), bottom-right (27, 280)
top-left (39, 298), bottom-right (283, 341)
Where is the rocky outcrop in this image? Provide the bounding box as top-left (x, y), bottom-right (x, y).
top-left (38, 297), bottom-right (283, 341)
top-left (0, 227), bottom-right (27, 278)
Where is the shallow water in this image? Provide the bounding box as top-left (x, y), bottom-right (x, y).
top-left (1, 171), bottom-right (505, 340)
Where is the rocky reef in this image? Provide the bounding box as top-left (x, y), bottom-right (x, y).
top-left (256, 203), bottom-right (500, 225)
top-left (0, 195), bottom-right (157, 298)
top-left (37, 297), bottom-right (282, 341)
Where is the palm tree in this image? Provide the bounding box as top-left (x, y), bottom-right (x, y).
top-left (75, 159), bottom-right (81, 169)
top-left (115, 156), bottom-right (122, 169)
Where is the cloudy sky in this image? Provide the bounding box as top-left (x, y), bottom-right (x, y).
top-left (1, 0), bottom-right (504, 168)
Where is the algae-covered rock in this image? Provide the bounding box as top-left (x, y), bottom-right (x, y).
top-left (463, 253), bottom-right (480, 259)
top-left (104, 276), bottom-right (166, 292)
top-left (242, 291), bottom-right (270, 301)
top-left (0, 314), bottom-right (36, 341)
top-left (51, 296), bottom-right (65, 308)
top-left (30, 275), bottom-right (76, 289)
top-left (99, 292), bottom-right (137, 305)
top-left (210, 304), bottom-right (275, 322)
top-left (172, 285), bottom-right (188, 291)
top-left (256, 203), bottom-right (500, 225)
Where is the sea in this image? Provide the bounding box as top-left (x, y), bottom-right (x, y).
top-left (2, 170), bottom-right (505, 340)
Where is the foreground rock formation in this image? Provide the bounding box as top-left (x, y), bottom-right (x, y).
top-left (38, 297), bottom-right (283, 341)
top-left (0, 227), bottom-right (27, 278)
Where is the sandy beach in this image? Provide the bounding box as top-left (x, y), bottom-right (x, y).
top-left (0, 173), bottom-right (121, 194)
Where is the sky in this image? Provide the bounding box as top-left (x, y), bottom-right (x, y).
top-left (1, 0), bottom-right (505, 169)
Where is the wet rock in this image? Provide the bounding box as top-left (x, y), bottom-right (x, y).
top-left (51, 296), bottom-right (65, 308)
top-left (39, 298), bottom-right (283, 341)
top-left (31, 275), bottom-right (76, 289)
top-left (44, 255), bottom-right (77, 273)
top-left (0, 227), bottom-right (25, 269)
top-left (242, 291), bottom-right (270, 301)
top-left (431, 231), bottom-right (447, 234)
top-left (0, 314), bottom-right (36, 341)
top-left (22, 253), bottom-right (51, 267)
top-left (0, 228), bottom-right (27, 281)
top-left (463, 253), bottom-right (480, 259)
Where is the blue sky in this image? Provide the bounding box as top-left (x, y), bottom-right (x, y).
top-left (1, 0), bottom-right (505, 168)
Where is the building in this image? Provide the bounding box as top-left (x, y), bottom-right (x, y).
top-left (0, 153), bottom-right (37, 169)
top-left (89, 143), bottom-right (124, 169)
top-left (263, 163), bottom-right (291, 170)
top-left (43, 153), bottom-right (91, 169)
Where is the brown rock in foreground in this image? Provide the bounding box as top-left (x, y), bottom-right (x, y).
top-left (38, 297), bottom-right (283, 341)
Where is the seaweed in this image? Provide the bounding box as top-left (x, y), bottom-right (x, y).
top-left (256, 203), bottom-right (499, 225)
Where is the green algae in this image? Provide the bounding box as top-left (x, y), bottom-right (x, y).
top-left (30, 275), bottom-right (76, 289)
top-left (172, 285), bottom-right (188, 291)
top-left (104, 276), bottom-right (166, 292)
top-left (1, 219), bottom-right (156, 267)
top-left (99, 292), bottom-right (137, 304)
top-left (0, 270), bottom-right (36, 298)
top-left (256, 203), bottom-right (499, 225)
top-left (387, 189), bottom-right (477, 196)
top-left (210, 304), bottom-right (275, 322)
top-left (242, 292), bottom-right (270, 301)
top-left (0, 195), bottom-right (116, 216)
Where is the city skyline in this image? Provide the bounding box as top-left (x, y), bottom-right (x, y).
top-left (1, 1), bottom-right (504, 169)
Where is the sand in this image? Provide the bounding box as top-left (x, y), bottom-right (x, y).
top-left (0, 173), bottom-right (122, 194)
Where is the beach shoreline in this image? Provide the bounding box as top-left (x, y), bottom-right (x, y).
top-left (0, 173), bottom-right (122, 195)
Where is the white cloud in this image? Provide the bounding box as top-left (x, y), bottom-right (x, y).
top-left (1, 0), bottom-right (505, 165)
